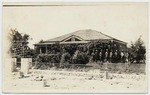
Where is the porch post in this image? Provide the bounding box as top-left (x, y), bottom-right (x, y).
top-left (46, 45), bottom-right (48, 54)
top-left (40, 47), bottom-right (42, 54)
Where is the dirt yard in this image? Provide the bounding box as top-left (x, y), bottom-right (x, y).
top-left (3, 64), bottom-right (147, 93)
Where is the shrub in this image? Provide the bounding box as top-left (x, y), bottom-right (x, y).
top-left (37, 53), bottom-right (61, 63)
top-left (74, 52), bottom-right (89, 64)
top-left (34, 53), bottom-right (61, 69)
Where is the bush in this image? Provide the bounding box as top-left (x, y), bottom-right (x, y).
top-left (34, 53), bottom-right (61, 69)
top-left (73, 52), bottom-right (89, 64)
top-left (37, 53), bottom-right (61, 63)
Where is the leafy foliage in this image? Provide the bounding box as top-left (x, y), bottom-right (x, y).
top-left (73, 52), bottom-right (89, 64)
top-left (9, 29), bottom-right (32, 58)
top-left (38, 39), bottom-right (44, 43)
top-left (34, 53), bottom-right (61, 69)
top-left (129, 36), bottom-right (146, 63)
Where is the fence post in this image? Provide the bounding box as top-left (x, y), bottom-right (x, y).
top-left (105, 62), bottom-right (109, 79)
top-left (43, 79), bottom-right (47, 87)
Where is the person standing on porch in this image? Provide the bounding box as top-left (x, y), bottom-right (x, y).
top-left (95, 49), bottom-right (99, 63)
top-left (99, 49), bottom-right (103, 63)
top-left (104, 49), bottom-right (108, 63)
top-left (125, 51), bottom-right (129, 63)
top-left (99, 49), bottom-right (103, 67)
top-left (91, 50), bottom-right (95, 62)
top-left (114, 50), bottom-right (118, 63)
top-left (125, 51), bottom-right (130, 72)
top-left (109, 50), bottom-right (113, 63)
top-left (120, 51), bottom-right (124, 63)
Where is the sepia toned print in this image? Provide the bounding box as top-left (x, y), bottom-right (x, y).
top-left (2, 2), bottom-right (148, 93)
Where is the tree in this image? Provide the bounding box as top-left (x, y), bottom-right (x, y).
top-left (9, 28), bottom-right (32, 58)
top-left (129, 36), bottom-right (146, 63)
top-left (38, 39), bottom-right (44, 43)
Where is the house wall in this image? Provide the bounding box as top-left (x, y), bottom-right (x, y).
top-left (34, 40), bottom-right (127, 55)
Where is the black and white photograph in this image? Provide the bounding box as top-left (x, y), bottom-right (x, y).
top-left (2, 2), bottom-right (148, 93)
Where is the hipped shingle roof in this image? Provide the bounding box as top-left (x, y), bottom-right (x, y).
top-left (45, 29), bottom-right (116, 42)
top-left (45, 29), bottom-right (126, 44)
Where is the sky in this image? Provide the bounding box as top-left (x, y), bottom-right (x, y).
top-left (3, 3), bottom-right (148, 49)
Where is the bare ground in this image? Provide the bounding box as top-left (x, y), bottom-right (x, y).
top-left (3, 67), bottom-right (147, 93)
